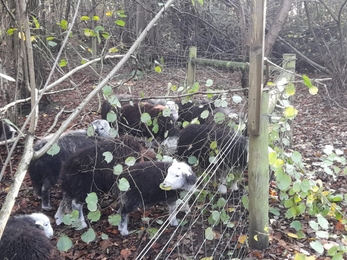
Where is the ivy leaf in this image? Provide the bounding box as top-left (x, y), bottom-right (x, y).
top-left (113, 164), bottom-right (123, 175)
top-left (103, 151), bottom-right (113, 163)
top-left (317, 214), bottom-right (329, 230)
top-left (88, 210), bottom-right (101, 222)
top-left (205, 79), bottom-right (213, 87)
top-left (310, 240), bottom-right (324, 254)
top-left (141, 113), bottom-right (151, 123)
top-left (108, 214), bottom-right (121, 226)
top-left (205, 227), bottom-right (214, 240)
top-left (118, 178), bottom-right (130, 191)
top-left (81, 228), bottom-right (96, 243)
top-left (125, 157), bottom-right (136, 166)
top-left (47, 143), bottom-right (60, 156)
top-left (57, 235), bottom-right (73, 252)
top-left (86, 192), bottom-right (98, 211)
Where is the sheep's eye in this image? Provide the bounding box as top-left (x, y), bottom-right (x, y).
top-left (176, 175), bottom-right (179, 177)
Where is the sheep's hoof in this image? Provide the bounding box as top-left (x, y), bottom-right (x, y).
top-left (159, 183), bottom-right (171, 191)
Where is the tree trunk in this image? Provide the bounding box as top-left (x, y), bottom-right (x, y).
top-left (264, 0), bottom-right (292, 57)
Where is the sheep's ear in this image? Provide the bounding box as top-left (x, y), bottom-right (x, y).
top-left (185, 173), bottom-right (197, 186)
top-left (35, 219), bottom-right (44, 229)
top-left (172, 159), bottom-right (178, 164)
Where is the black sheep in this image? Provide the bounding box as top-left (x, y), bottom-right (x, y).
top-left (176, 99), bottom-right (216, 126)
top-left (115, 159), bottom-right (196, 236)
top-left (0, 213), bottom-right (59, 260)
top-left (28, 119), bottom-right (111, 210)
top-left (0, 119), bottom-right (16, 141)
top-left (54, 135), bottom-right (156, 228)
top-left (176, 124), bottom-right (248, 191)
top-left (101, 100), bottom-right (179, 141)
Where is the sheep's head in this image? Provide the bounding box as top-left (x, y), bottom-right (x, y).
top-left (88, 119), bottom-right (111, 137)
top-left (160, 159), bottom-right (196, 191)
top-left (29, 213), bottom-right (54, 239)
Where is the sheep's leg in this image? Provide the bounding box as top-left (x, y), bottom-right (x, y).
top-left (72, 199), bottom-right (87, 229)
top-left (55, 197), bottom-right (70, 225)
top-left (168, 202), bottom-right (179, 226)
top-left (118, 214), bottom-right (129, 236)
top-left (41, 179), bottom-right (52, 211)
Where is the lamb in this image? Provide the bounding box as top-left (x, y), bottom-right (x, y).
top-left (101, 100), bottom-right (179, 141)
top-left (0, 213), bottom-right (59, 260)
top-left (28, 119), bottom-right (111, 210)
top-left (0, 119), bottom-right (17, 141)
top-left (176, 124), bottom-right (248, 192)
top-left (54, 135), bottom-right (156, 228)
top-left (115, 159), bottom-right (197, 236)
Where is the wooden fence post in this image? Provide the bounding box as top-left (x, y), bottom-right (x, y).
top-left (187, 46), bottom-right (197, 87)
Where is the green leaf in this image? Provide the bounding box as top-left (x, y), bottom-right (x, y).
top-left (309, 85), bottom-right (318, 95)
top-left (141, 112), bottom-right (151, 123)
top-left (285, 83), bottom-right (296, 96)
top-left (86, 192), bottom-right (98, 211)
top-left (316, 230), bottom-right (329, 238)
top-left (94, 25), bottom-right (104, 32)
top-left (6, 28), bottom-right (17, 36)
top-left (268, 151), bottom-right (277, 165)
top-left (47, 143), bottom-right (60, 156)
top-left (214, 112), bottom-right (226, 124)
top-left (205, 227), bottom-right (214, 240)
top-left (300, 179), bottom-right (311, 193)
top-left (200, 110), bottom-right (209, 119)
top-left (125, 157), bottom-right (136, 166)
top-left (154, 66), bottom-right (162, 73)
top-left (310, 240), bottom-right (324, 254)
top-left (80, 16), bottom-right (90, 21)
top-left (32, 16), bottom-right (40, 29)
top-left (210, 141), bottom-right (218, 150)
top-left (47, 41), bottom-right (57, 47)
top-left (309, 220), bottom-right (319, 231)
top-left (115, 20), bottom-right (125, 27)
top-left (59, 58), bottom-right (67, 67)
top-left (290, 220), bottom-right (302, 231)
top-left (276, 171), bottom-right (291, 191)
top-left (190, 82), bottom-right (200, 93)
top-left (317, 214), bottom-right (329, 230)
top-left (101, 233), bottom-right (109, 240)
top-left (57, 19), bottom-right (68, 30)
top-left (284, 106), bottom-right (298, 119)
top-left (106, 111), bottom-right (117, 123)
top-left (92, 16), bottom-right (100, 21)
top-left (232, 95), bottom-right (242, 103)
top-left (162, 108), bottom-right (171, 117)
top-left (188, 156), bottom-right (198, 165)
top-left (57, 235), bottom-right (73, 252)
top-left (116, 10), bottom-right (127, 18)
top-left (211, 211), bottom-right (220, 222)
top-left (118, 177), bottom-right (130, 191)
top-left (205, 79), bottom-right (213, 87)
top-left (108, 214), bottom-right (121, 226)
top-left (198, 0), bottom-right (204, 4)
top-left (102, 85), bottom-right (113, 96)
top-left (113, 164), bottom-right (123, 175)
top-left (81, 228), bottom-right (96, 243)
top-left (302, 74), bottom-right (313, 88)
top-left (103, 151), bottom-right (113, 163)
top-left (88, 210), bottom-right (101, 222)
top-left (152, 123), bottom-right (159, 134)
top-left (216, 197), bottom-right (226, 208)
top-left (291, 151), bottom-right (302, 164)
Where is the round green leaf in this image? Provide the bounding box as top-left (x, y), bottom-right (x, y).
top-left (141, 112), bottom-right (151, 123)
top-left (88, 210), bottom-right (101, 222)
top-left (310, 240), bottom-right (324, 254)
top-left (108, 214), bottom-right (121, 226)
top-left (118, 177), bottom-right (130, 191)
top-left (285, 83), bottom-right (296, 96)
top-left (309, 86), bottom-right (318, 95)
top-left (284, 106), bottom-right (298, 119)
top-left (47, 143), bottom-right (60, 156)
top-left (103, 151), bottom-right (113, 163)
top-left (232, 95), bottom-right (242, 103)
top-left (205, 227), bottom-right (214, 240)
top-left (205, 79), bottom-right (213, 87)
top-left (125, 156), bottom-right (136, 166)
top-left (81, 228), bottom-right (96, 243)
top-left (106, 111), bottom-right (117, 123)
top-left (113, 164), bottom-right (123, 175)
top-left (188, 156), bottom-right (198, 165)
top-left (86, 192), bottom-right (98, 211)
top-left (57, 235), bottom-right (73, 252)
top-left (200, 110), bottom-right (209, 119)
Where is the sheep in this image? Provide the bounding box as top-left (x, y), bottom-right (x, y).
top-left (54, 134), bottom-right (156, 228)
top-left (176, 124), bottom-right (248, 192)
top-left (28, 119), bottom-right (111, 211)
top-left (0, 119), bottom-right (17, 141)
top-left (101, 100), bottom-right (179, 141)
top-left (176, 99), bottom-right (216, 126)
top-left (0, 213), bottom-right (59, 260)
top-left (115, 159), bottom-right (197, 236)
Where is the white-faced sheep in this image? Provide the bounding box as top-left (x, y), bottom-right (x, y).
top-left (28, 119), bottom-right (111, 211)
top-left (176, 124), bottom-right (248, 192)
top-left (0, 119), bottom-right (17, 141)
top-left (0, 213), bottom-right (59, 260)
top-left (115, 159), bottom-right (196, 236)
top-left (54, 135), bottom-right (156, 228)
top-left (101, 100), bottom-right (180, 141)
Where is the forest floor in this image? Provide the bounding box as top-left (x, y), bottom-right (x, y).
top-left (1, 66), bottom-right (347, 260)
